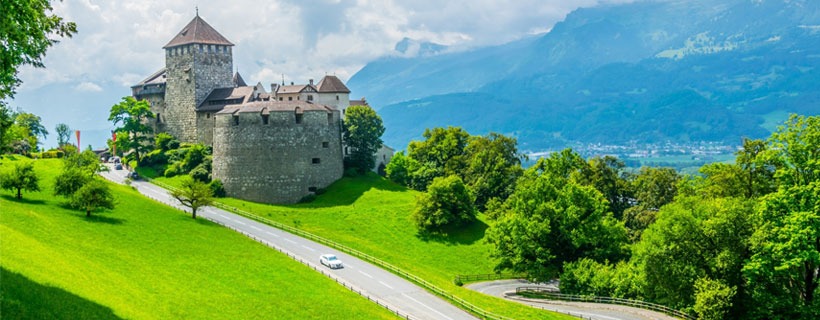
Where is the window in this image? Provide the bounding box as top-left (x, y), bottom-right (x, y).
top-left (156, 113), bottom-right (161, 123)
top-left (206, 113), bottom-right (210, 119)
top-left (295, 113), bottom-right (303, 124)
top-left (279, 97), bottom-right (283, 101)
top-left (288, 97), bottom-right (293, 101)
top-left (307, 95), bottom-right (313, 101)
top-left (233, 115), bottom-right (239, 126)
top-left (312, 158), bottom-right (321, 164)
top-left (327, 113), bottom-right (333, 125)
top-left (322, 142), bottom-right (329, 148)
top-left (336, 95), bottom-right (339, 101)
top-left (262, 114), bottom-right (269, 125)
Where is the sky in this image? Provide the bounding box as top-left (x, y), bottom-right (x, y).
top-left (9, 0), bottom-right (632, 149)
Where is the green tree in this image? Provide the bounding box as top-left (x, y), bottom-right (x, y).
top-left (385, 151), bottom-right (411, 185)
top-left (69, 178), bottom-right (115, 217)
top-left (694, 278), bottom-right (736, 320)
top-left (736, 138), bottom-right (777, 198)
top-left (463, 133), bottom-right (524, 210)
top-left (623, 167), bottom-right (680, 240)
top-left (108, 96), bottom-right (154, 164)
top-left (412, 175), bottom-right (476, 231)
top-left (406, 127), bottom-right (470, 190)
top-left (342, 105), bottom-right (385, 174)
top-left (577, 155), bottom-right (633, 219)
top-left (0, 161), bottom-right (40, 199)
top-left (14, 112), bottom-right (47, 150)
top-left (0, 0), bottom-right (77, 100)
top-left (170, 177), bottom-right (214, 219)
top-left (487, 162), bottom-right (628, 281)
top-left (0, 105), bottom-right (13, 153)
top-left (55, 123), bottom-right (71, 147)
top-left (53, 167), bottom-right (89, 197)
top-left (154, 132), bottom-right (179, 151)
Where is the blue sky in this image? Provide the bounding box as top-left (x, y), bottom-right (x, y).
top-left (8, 0), bottom-right (631, 149)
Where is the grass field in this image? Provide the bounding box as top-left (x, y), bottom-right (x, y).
top-left (146, 170), bottom-right (572, 320)
top-left (0, 156), bottom-right (398, 319)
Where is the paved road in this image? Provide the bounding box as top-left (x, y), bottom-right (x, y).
top-left (467, 280), bottom-right (679, 320)
top-left (101, 166), bottom-right (477, 320)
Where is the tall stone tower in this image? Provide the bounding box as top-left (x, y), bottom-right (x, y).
top-left (163, 14), bottom-right (234, 143)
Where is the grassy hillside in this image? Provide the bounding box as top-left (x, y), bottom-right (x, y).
top-left (148, 172), bottom-right (572, 319)
top-left (0, 156), bottom-right (398, 319)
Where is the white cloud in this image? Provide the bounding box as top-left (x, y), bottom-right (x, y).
top-left (75, 81), bottom-right (103, 92)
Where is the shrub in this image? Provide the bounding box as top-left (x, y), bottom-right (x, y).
top-left (142, 149), bottom-right (167, 166)
top-left (164, 163), bottom-right (182, 177)
top-left (155, 133), bottom-right (180, 151)
top-left (208, 179), bottom-right (226, 197)
top-left (189, 164), bottom-right (210, 182)
top-left (412, 175), bottom-right (476, 231)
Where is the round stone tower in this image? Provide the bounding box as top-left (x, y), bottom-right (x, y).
top-left (163, 14), bottom-right (234, 143)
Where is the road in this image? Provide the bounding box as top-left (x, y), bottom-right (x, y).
top-left (101, 166), bottom-right (477, 320)
top-left (467, 280), bottom-right (679, 320)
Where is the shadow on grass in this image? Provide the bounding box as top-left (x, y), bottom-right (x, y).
top-left (415, 219), bottom-right (489, 245)
top-left (295, 172), bottom-right (409, 208)
top-left (0, 194), bottom-right (46, 205)
top-left (0, 267), bottom-right (122, 320)
top-left (81, 214), bottom-right (125, 225)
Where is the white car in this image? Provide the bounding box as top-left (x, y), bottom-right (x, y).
top-left (320, 254), bottom-right (343, 269)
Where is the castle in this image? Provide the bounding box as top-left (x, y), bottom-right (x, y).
top-left (131, 14), bottom-right (389, 204)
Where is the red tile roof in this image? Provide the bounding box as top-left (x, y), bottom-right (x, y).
top-left (316, 75), bottom-right (350, 93)
top-left (163, 15), bottom-right (234, 49)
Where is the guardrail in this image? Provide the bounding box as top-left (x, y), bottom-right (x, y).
top-left (514, 287), bottom-right (695, 320)
top-left (454, 273), bottom-right (528, 285)
top-left (143, 177), bottom-right (515, 320)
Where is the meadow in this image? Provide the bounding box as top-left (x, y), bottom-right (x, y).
top-left (0, 156), bottom-right (398, 319)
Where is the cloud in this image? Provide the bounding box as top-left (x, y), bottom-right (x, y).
top-left (75, 81), bottom-right (103, 92)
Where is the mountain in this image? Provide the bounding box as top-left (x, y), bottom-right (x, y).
top-left (348, 0), bottom-right (820, 152)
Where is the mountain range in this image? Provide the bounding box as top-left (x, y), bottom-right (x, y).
top-left (348, 0), bottom-right (820, 152)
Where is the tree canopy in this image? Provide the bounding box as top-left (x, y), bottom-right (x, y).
top-left (1, 0), bottom-right (77, 100)
top-left (0, 161), bottom-right (40, 199)
top-left (108, 96), bottom-right (154, 164)
top-left (170, 177), bottom-right (214, 219)
top-left (412, 174), bottom-right (476, 232)
top-left (342, 105), bottom-right (384, 174)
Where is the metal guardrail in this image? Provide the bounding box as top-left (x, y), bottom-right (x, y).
top-left (144, 177), bottom-right (515, 320)
top-left (514, 287), bottom-right (695, 320)
top-left (454, 273), bottom-right (528, 285)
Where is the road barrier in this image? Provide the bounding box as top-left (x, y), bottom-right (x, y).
top-left (144, 177), bottom-right (515, 320)
top-left (453, 273), bottom-right (528, 285)
top-left (514, 287), bottom-right (695, 320)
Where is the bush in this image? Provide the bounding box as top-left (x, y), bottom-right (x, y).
top-left (155, 133), bottom-right (180, 151)
top-left (208, 179), bottom-right (226, 197)
top-left (189, 164), bottom-right (210, 182)
top-left (40, 150), bottom-right (64, 159)
top-left (164, 163), bottom-right (182, 177)
top-left (412, 175), bottom-right (476, 231)
top-left (343, 168), bottom-right (360, 177)
top-left (298, 194), bottom-right (316, 203)
top-left (142, 149), bottom-right (167, 166)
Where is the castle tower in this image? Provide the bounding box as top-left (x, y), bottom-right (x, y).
top-left (163, 14), bottom-right (234, 143)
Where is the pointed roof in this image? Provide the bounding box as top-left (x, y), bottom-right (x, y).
top-left (233, 72), bottom-right (247, 87)
top-left (316, 75), bottom-right (350, 93)
top-left (163, 15), bottom-right (234, 49)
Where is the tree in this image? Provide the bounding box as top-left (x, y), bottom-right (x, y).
top-left (735, 138), bottom-right (777, 198)
top-left (170, 177), bottom-right (214, 219)
top-left (463, 133), bottom-right (524, 210)
top-left (412, 175), bottom-right (476, 231)
top-left (12, 112), bottom-right (47, 150)
top-left (55, 123), bottom-right (71, 147)
top-left (342, 105), bottom-right (385, 174)
top-left (487, 162), bottom-right (628, 281)
top-left (694, 278), bottom-right (736, 320)
top-left (577, 155), bottom-right (633, 219)
top-left (0, 161), bottom-right (40, 199)
top-left (406, 127), bottom-right (470, 190)
top-left (53, 167), bottom-right (90, 197)
top-left (385, 151), bottom-right (411, 185)
top-left (0, 105), bottom-right (13, 153)
top-left (108, 96), bottom-right (154, 164)
top-left (69, 178), bottom-right (115, 217)
top-left (623, 166), bottom-right (680, 240)
top-left (1, 0), bottom-right (77, 100)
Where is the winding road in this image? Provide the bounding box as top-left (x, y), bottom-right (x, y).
top-left (101, 166), bottom-right (476, 320)
top-left (466, 280), bottom-right (679, 320)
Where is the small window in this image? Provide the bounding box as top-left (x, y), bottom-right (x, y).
top-left (307, 95), bottom-right (313, 101)
top-left (206, 113), bottom-right (210, 119)
top-left (322, 142), bottom-right (329, 148)
top-left (295, 113), bottom-right (303, 124)
top-left (327, 113), bottom-right (333, 125)
top-left (233, 115), bottom-right (239, 126)
top-left (262, 114), bottom-right (269, 125)
top-left (156, 113), bottom-right (161, 123)
top-left (312, 158), bottom-right (321, 164)
top-left (288, 97), bottom-right (293, 101)
top-left (279, 97), bottom-right (283, 101)
top-left (336, 95), bottom-right (339, 101)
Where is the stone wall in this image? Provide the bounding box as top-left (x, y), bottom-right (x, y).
top-left (164, 44), bottom-right (233, 143)
top-left (212, 108), bottom-right (344, 204)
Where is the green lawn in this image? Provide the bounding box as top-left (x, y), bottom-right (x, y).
top-left (149, 172), bottom-right (572, 319)
top-left (0, 156), bottom-right (398, 319)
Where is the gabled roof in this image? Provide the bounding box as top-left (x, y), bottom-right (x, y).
top-left (132, 68), bottom-right (167, 87)
top-left (197, 86), bottom-right (254, 111)
top-left (316, 75), bottom-right (350, 93)
top-left (276, 84), bottom-right (317, 94)
top-left (163, 15), bottom-right (234, 49)
top-left (233, 72), bottom-right (247, 87)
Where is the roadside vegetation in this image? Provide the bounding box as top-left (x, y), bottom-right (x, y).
top-left (0, 156), bottom-right (399, 319)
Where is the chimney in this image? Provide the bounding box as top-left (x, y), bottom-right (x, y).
top-left (309, 79), bottom-right (314, 86)
top-left (291, 81), bottom-right (294, 85)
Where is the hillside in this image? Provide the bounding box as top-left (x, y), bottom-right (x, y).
top-left (0, 157), bottom-right (397, 319)
top-left (348, 0), bottom-right (820, 151)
